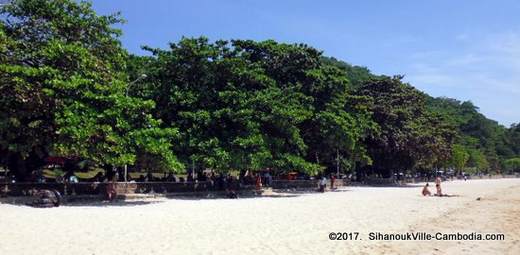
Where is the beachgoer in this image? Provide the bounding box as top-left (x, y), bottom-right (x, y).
top-left (209, 172), bottom-right (216, 189)
top-left (319, 176), bottom-right (327, 192)
top-left (255, 174), bottom-right (262, 194)
top-left (330, 174), bottom-right (336, 190)
top-left (422, 183), bottom-right (431, 196)
top-left (146, 172), bottom-right (153, 182)
top-left (435, 176), bottom-right (442, 196)
top-left (106, 175), bottom-right (117, 201)
top-left (255, 174), bottom-right (262, 187)
top-left (166, 172), bottom-right (177, 182)
top-left (69, 174), bottom-right (79, 183)
top-left (263, 172), bottom-right (272, 187)
top-left (227, 175), bottom-right (238, 198)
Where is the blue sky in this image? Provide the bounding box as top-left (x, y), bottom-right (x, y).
top-left (91, 0), bottom-right (520, 126)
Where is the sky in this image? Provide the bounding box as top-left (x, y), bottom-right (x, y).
top-left (91, 0), bottom-right (520, 127)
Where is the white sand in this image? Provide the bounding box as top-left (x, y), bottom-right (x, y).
top-left (1, 178), bottom-right (519, 255)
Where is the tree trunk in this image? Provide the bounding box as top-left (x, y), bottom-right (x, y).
top-left (7, 153), bottom-right (28, 182)
top-left (336, 148), bottom-right (340, 176)
top-left (7, 152), bottom-right (47, 182)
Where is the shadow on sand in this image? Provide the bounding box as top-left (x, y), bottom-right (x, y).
top-left (0, 197), bottom-right (162, 208)
top-left (63, 188), bottom-right (343, 204)
top-left (64, 200), bottom-right (162, 207)
top-left (1, 183), bottom-right (428, 208)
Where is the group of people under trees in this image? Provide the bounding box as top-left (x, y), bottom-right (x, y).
top-left (23, 172), bottom-right (451, 207)
top-left (21, 169), bottom-right (450, 207)
top-left (21, 169), bottom-right (340, 204)
top-left (4, 0), bottom-right (519, 194)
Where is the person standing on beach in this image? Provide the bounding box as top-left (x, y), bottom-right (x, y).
top-left (319, 176), bottom-right (327, 192)
top-left (255, 174), bottom-right (262, 195)
top-left (106, 175), bottom-right (117, 201)
top-left (255, 174), bottom-right (262, 188)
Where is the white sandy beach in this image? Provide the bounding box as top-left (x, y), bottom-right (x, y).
top-left (1, 178), bottom-right (519, 255)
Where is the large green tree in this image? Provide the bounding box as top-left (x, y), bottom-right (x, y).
top-left (354, 76), bottom-right (455, 178)
top-left (2, 0), bottom-right (517, 180)
top-left (0, 0), bottom-right (182, 180)
top-left (450, 144), bottom-right (469, 174)
top-left (504, 158), bottom-right (520, 173)
top-left (507, 123), bottom-right (520, 155)
top-left (128, 38), bottom-right (376, 175)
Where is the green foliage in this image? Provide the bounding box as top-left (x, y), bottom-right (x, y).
top-left (467, 149), bottom-right (489, 173)
top-left (352, 76), bottom-right (455, 177)
top-left (427, 97), bottom-right (514, 173)
top-left (1, 1), bottom-right (518, 179)
top-left (507, 124), bottom-right (520, 155)
top-left (504, 158), bottom-right (520, 173)
top-left (320, 57), bottom-right (380, 89)
top-left (131, 38), bottom-right (368, 174)
top-left (450, 144), bottom-right (469, 173)
top-left (0, 0), bottom-right (183, 179)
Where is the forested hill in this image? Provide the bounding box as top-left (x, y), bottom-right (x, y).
top-left (322, 56), bottom-right (520, 173)
top-left (426, 96), bottom-right (518, 171)
top-left (1, 0), bottom-right (519, 181)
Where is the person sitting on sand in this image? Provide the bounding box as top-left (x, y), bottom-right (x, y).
top-left (435, 176), bottom-right (443, 196)
top-left (422, 183), bottom-right (431, 196)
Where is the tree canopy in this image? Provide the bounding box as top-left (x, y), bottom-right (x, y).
top-left (1, 0), bottom-right (519, 180)
top-left (0, 0), bottom-right (182, 180)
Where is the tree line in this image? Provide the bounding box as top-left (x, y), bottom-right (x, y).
top-left (1, 0), bottom-right (519, 181)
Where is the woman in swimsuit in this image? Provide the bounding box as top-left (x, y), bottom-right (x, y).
top-left (435, 177), bottom-right (442, 196)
